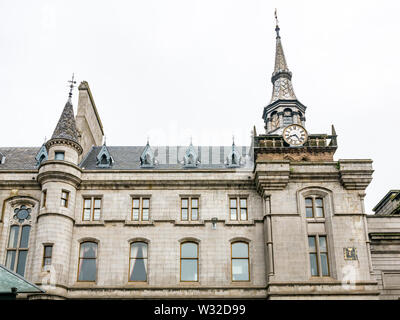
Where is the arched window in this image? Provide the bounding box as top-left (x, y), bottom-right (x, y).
top-left (77, 242), bottom-right (98, 282)
top-left (270, 111), bottom-right (279, 130)
top-left (5, 205), bottom-right (32, 276)
top-left (180, 242), bottom-right (198, 281)
top-left (129, 242), bottom-right (148, 281)
top-left (231, 242), bottom-right (249, 281)
top-left (283, 108), bottom-right (293, 126)
top-left (100, 154), bottom-right (108, 165)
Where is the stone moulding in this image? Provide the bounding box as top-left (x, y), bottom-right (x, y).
top-left (338, 159), bottom-right (374, 190)
top-left (45, 138), bottom-right (83, 155)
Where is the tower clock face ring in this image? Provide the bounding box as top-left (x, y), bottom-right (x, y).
top-left (283, 124), bottom-right (308, 146)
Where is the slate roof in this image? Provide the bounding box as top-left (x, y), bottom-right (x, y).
top-left (0, 147), bottom-right (40, 170)
top-left (81, 145), bottom-right (253, 170)
top-left (0, 146), bottom-right (253, 170)
top-left (50, 100), bottom-right (79, 143)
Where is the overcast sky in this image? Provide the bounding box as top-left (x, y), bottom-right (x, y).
top-left (0, 0), bottom-right (399, 214)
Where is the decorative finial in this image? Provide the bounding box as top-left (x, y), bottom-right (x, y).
top-left (146, 135), bottom-right (150, 145)
top-left (68, 73), bottom-right (76, 100)
top-left (274, 9), bottom-right (280, 38)
top-left (44, 136), bottom-right (47, 144)
top-left (103, 135), bottom-right (107, 145)
top-left (232, 135), bottom-right (235, 146)
top-left (190, 136), bottom-right (192, 145)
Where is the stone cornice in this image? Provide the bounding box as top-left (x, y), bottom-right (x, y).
top-left (46, 138), bottom-right (83, 155)
top-left (37, 170), bottom-right (82, 187)
top-left (338, 159), bottom-right (374, 190)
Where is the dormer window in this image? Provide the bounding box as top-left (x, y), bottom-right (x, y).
top-left (35, 144), bottom-right (48, 166)
top-left (96, 144), bottom-right (113, 168)
top-left (140, 142), bottom-right (156, 168)
top-left (0, 151), bottom-right (5, 165)
top-left (55, 151), bottom-right (65, 160)
top-left (226, 142), bottom-right (243, 168)
top-left (183, 143), bottom-right (199, 168)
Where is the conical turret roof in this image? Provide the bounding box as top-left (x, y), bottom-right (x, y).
top-left (51, 99), bottom-right (79, 143)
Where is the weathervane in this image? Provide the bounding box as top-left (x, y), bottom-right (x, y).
top-left (68, 73), bottom-right (76, 100)
top-left (274, 8), bottom-right (280, 38)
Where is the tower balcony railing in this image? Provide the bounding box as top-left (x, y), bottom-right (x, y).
top-left (254, 133), bottom-right (337, 149)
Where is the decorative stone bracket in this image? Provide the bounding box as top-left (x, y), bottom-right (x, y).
top-left (255, 161), bottom-right (290, 192)
top-left (338, 160), bottom-right (373, 190)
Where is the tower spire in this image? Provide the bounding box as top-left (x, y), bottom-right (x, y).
top-left (270, 12), bottom-right (296, 103)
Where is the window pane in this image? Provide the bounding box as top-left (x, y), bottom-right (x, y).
top-left (94, 199), bottom-right (101, 209)
top-left (16, 251), bottom-right (28, 276)
top-left (181, 259), bottom-right (198, 281)
top-left (5, 251), bottom-right (16, 270)
top-left (142, 199), bottom-right (149, 208)
top-left (310, 253), bottom-right (318, 276)
top-left (191, 198), bottom-right (198, 208)
top-left (320, 253), bottom-right (329, 276)
top-left (131, 242), bottom-right (148, 258)
top-left (181, 208), bottom-right (188, 220)
top-left (93, 209), bottom-right (101, 220)
top-left (230, 199), bottom-right (237, 208)
top-left (55, 152), bottom-right (64, 160)
top-left (133, 199), bottom-right (140, 208)
top-left (8, 226), bottom-right (19, 248)
top-left (240, 199), bottom-right (247, 208)
top-left (142, 209), bottom-right (149, 221)
top-left (306, 207), bottom-right (313, 218)
top-left (240, 208), bottom-right (247, 220)
top-left (315, 207), bottom-right (324, 217)
top-left (44, 246), bottom-right (52, 257)
top-left (315, 198), bottom-right (323, 207)
top-left (44, 257), bottom-right (52, 266)
top-left (305, 198), bottom-right (312, 206)
top-left (181, 243), bottom-right (198, 258)
top-left (308, 236), bottom-right (316, 251)
top-left (232, 259), bottom-right (249, 281)
top-left (319, 236), bottom-right (327, 252)
top-left (78, 258), bottom-right (96, 281)
top-left (181, 199), bottom-right (188, 208)
top-left (232, 242), bottom-right (248, 258)
top-left (132, 208), bottom-right (139, 220)
top-left (191, 208), bottom-right (198, 220)
top-left (83, 209), bottom-right (91, 220)
top-left (80, 242), bottom-right (97, 258)
top-left (20, 226), bottom-right (31, 248)
top-left (230, 209), bottom-right (237, 220)
top-left (130, 258), bottom-right (147, 281)
top-left (84, 199), bottom-right (92, 209)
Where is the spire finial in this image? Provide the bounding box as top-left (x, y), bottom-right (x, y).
top-left (147, 135), bottom-right (150, 145)
top-left (103, 135), bottom-right (107, 145)
top-left (274, 9), bottom-right (280, 38)
top-left (232, 134), bottom-right (235, 146)
top-left (68, 73), bottom-right (76, 101)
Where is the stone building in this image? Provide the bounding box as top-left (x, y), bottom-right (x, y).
top-left (0, 21), bottom-right (399, 300)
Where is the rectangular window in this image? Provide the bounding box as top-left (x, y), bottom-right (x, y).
top-left (230, 197), bottom-right (248, 221)
top-left (55, 151), bottom-right (65, 160)
top-left (42, 245), bottom-right (53, 268)
top-left (61, 190), bottom-right (69, 208)
top-left (181, 197), bottom-right (199, 221)
top-left (82, 197), bottom-right (102, 221)
top-left (308, 235), bottom-right (329, 277)
top-left (132, 197), bottom-right (150, 221)
top-left (42, 190), bottom-right (47, 208)
top-left (305, 197), bottom-right (324, 218)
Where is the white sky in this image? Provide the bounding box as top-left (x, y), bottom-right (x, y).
top-left (0, 0), bottom-right (399, 214)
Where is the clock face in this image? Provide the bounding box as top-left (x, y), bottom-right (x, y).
top-left (283, 124), bottom-right (308, 146)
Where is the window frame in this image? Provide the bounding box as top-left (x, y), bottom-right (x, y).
top-left (82, 196), bottom-right (102, 221)
top-left (128, 241), bottom-right (148, 282)
top-left (180, 241), bottom-right (199, 282)
top-left (308, 234), bottom-right (330, 277)
top-left (42, 244), bottom-right (53, 269)
top-left (229, 196), bottom-right (248, 221)
top-left (231, 241), bottom-right (250, 282)
top-left (131, 196), bottom-right (151, 221)
top-left (61, 190), bottom-right (69, 208)
top-left (305, 196), bottom-right (325, 218)
top-left (180, 196), bottom-right (199, 221)
top-left (5, 224), bottom-right (31, 276)
top-left (54, 151), bottom-right (65, 160)
top-left (42, 190), bottom-right (47, 208)
top-left (77, 241), bottom-right (98, 282)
